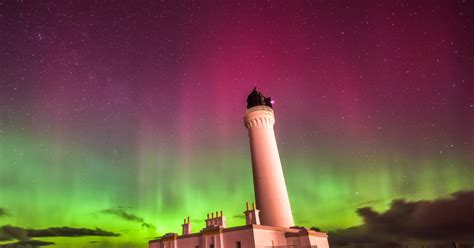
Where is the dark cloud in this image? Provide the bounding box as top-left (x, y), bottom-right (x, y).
top-left (28, 226), bottom-right (120, 238)
top-left (0, 225), bottom-right (119, 243)
top-left (100, 207), bottom-right (154, 229)
top-left (358, 191), bottom-right (474, 240)
top-left (352, 199), bottom-right (384, 208)
top-left (330, 190), bottom-right (474, 247)
top-left (1, 226), bottom-right (28, 241)
top-left (0, 234), bottom-right (12, 242)
top-left (0, 208), bottom-right (11, 218)
top-left (232, 214), bottom-right (245, 219)
top-left (141, 223), bottom-right (152, 229)
top-left (0, 239), bottom-right (55, 248)
top-left (101, 208), bottom-right (144, 223)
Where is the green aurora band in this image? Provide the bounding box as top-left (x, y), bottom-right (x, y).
top-left (1, 1), bottom-right (473, 247)
top-left (1, 128), bottom-right (472, 247)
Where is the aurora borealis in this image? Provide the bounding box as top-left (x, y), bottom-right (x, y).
top-left (1, 1), bottom-right (473, 247)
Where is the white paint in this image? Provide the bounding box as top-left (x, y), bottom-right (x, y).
top-left (244, 106), bottom-right (295, 228)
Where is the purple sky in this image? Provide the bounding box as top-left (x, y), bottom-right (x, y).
top-left (0, 1), bottom-right (473, 247)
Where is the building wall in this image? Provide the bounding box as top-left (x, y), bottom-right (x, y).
top-left (285, 236), bottom-right (301, 247)
top-left (150, 239), bottom-right (178, 248)
top-left (201, 234), bottom-right (218, 248)
top-left (222, 228), bottom-right (254, 248)
top-left (252, 228), bottom-right (288, 248)
top-left (308, 235), bottom-right (330, 248)
top-left (150, 227), bottom-right (330, 248)
top-left (178, 236), bottom-right (200, 248)
top-left (149, 241), bottom-right (160, 248)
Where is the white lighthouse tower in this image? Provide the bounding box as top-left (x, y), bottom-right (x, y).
top-left (149, 88), bottom-right (330, 248)
top-left (244, 88), bottom-right (295, 228)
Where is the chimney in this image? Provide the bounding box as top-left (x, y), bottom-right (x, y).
top-left (244, 202), bottom-right (261, 225)
top-left (204, 210), bottom-right (227, 229)
top-left (181, 216), bottom-right (192, 235)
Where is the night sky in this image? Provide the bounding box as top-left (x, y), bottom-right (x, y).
top-left (1, 1), bottom-right (473, 247)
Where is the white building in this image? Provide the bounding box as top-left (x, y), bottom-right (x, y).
top-left (149, 89), bottom-right (330, 248)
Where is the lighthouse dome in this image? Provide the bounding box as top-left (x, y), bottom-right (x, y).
top-left (247, 87), bottom-right (273, 109)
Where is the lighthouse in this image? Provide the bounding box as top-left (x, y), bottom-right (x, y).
top-left (149, 88), bottom-right (330, 248)
top-left (244, 88), bottom-right (295, 228)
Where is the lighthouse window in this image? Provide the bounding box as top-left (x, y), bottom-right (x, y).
top-left (236, 241), bottom-right (241, 248)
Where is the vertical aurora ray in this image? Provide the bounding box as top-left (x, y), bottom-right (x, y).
top-left (1, 1), bottom-right (473, 247)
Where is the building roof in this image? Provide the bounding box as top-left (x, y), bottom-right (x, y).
top-left (148, 224), bottom-right (328, 244)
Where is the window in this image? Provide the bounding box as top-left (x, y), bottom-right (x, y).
top-left (236, 241), bottom-right (241, 248)
top-left (210, 245), bottom-right (214, 248)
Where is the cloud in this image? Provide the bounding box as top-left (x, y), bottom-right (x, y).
top-left (0, 239), bottom-right (55, 248)
top-left (352, 199), bottom-right (384, 208)
top-left (27, 226), bottom-right (120, 238)
top-left (330, 190), bottom-right (474, 247)
top-left (100, 207), bottom-right (155, 229)
top-left (1, 226), bottom-right (28, 241)
top-left (141, 223), bottom-right (152, 229)
top-left (101, 208), bottom-right (144, 223)
top-left (0, 225), bottom-right (119, 243)
top-left (0, 233), bottom-right (12, 242)
top-left (232, 214), bottom-right (246, 219)
top-left (0, 208), bottom-right (11, 218)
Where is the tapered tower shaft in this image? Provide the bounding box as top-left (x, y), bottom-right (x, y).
top-left (244, 89), bottom-right (294, 228)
